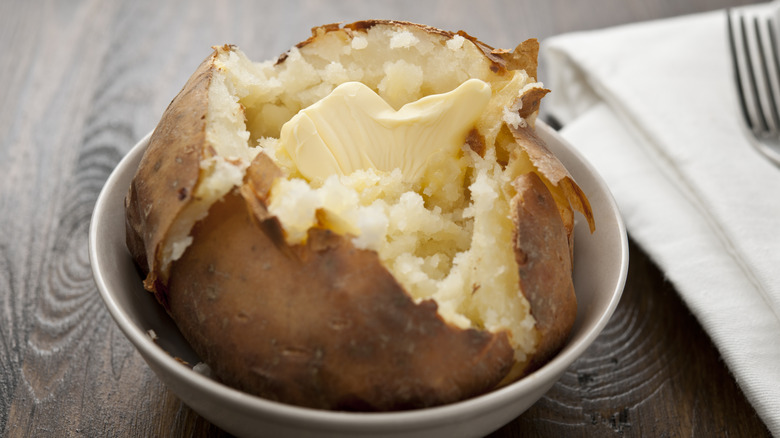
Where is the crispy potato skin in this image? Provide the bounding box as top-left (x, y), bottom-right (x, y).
top-left (125, 51), bottom-right (217, 305)
top-left (125, 20), bottom-right (593, 411)
top-left (295, 20), bottom-right (540, 79)
top-left (508, 111), bottom-right (594, 236)
top-left (511, 173), bottom-right (577, 373)
top-left (167, 185), bottom-right (514, 410)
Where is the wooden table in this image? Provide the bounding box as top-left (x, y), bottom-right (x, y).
top-left (1, 0), bottom-right (772, 436)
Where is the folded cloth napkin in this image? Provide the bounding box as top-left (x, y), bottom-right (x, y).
top-left (543, 5), bottom-right (780, 435)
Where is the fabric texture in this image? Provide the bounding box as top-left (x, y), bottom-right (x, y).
top-left (543, 6), bottom-right (780, 435)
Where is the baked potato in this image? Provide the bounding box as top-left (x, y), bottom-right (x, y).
top-left (125, 20), bottom-right (594, 411)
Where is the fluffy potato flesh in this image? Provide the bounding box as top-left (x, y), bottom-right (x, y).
top-left (125, 20), bottom-right (594, 410)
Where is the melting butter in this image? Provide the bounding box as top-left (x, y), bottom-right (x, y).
top-left (279, 79), bottom-right (492, 183)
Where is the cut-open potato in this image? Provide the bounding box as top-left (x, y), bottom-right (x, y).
top-left (125, 20), bottom-right (594, 411)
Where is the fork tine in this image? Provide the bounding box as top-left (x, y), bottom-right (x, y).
top-left (727, 10), bottom-right (746, 121)
top-left (743, 12), bottom-right (771, 133)
top-left (760, 15), bottom-right (780, 135)
top-left (728, 6), bottom-right (780, 166)
top-left (728, 10), bottom-right (762, 132)
top-left (750, 14), bottom-right (780, 134)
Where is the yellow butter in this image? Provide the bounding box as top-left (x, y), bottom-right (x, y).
top-left (279, 79), bottom-right (492, 183)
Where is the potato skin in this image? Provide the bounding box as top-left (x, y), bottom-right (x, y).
top-left (167, 175), bottom-right (515, 410)
top-left (125, 50), bottom-right (217, 306)
top-left (511, 172), bottom-right (577, 374)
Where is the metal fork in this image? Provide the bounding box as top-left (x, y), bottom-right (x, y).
top-left (728, 4), bottom-right (780, 165)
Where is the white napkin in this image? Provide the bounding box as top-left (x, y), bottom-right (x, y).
top-left (543, 6), bottom-right (780, 435)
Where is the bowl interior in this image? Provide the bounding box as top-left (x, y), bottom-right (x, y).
top-left (89, 121), bottom-right (628, 437)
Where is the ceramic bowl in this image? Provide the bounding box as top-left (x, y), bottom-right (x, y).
top-left (89, 121), bottom-right (628, 438)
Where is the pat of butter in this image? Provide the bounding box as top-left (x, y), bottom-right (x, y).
top-left (279, 79), bottom-right (491, 183)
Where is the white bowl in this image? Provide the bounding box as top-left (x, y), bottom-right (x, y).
top-left (89, 121), bottom-right (628, 438)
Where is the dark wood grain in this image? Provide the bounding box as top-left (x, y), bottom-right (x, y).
top-left (0, 0), bottom-right (771, 436)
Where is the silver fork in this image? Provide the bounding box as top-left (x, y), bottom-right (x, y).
top-left (728, 4), bottom-right (780, 165)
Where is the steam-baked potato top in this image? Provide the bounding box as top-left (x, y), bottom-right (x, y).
top-left (193, 24), bottom-right (547, 364)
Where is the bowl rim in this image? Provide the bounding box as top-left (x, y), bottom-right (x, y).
top-left (89, 120), bottom-right (628, 429)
